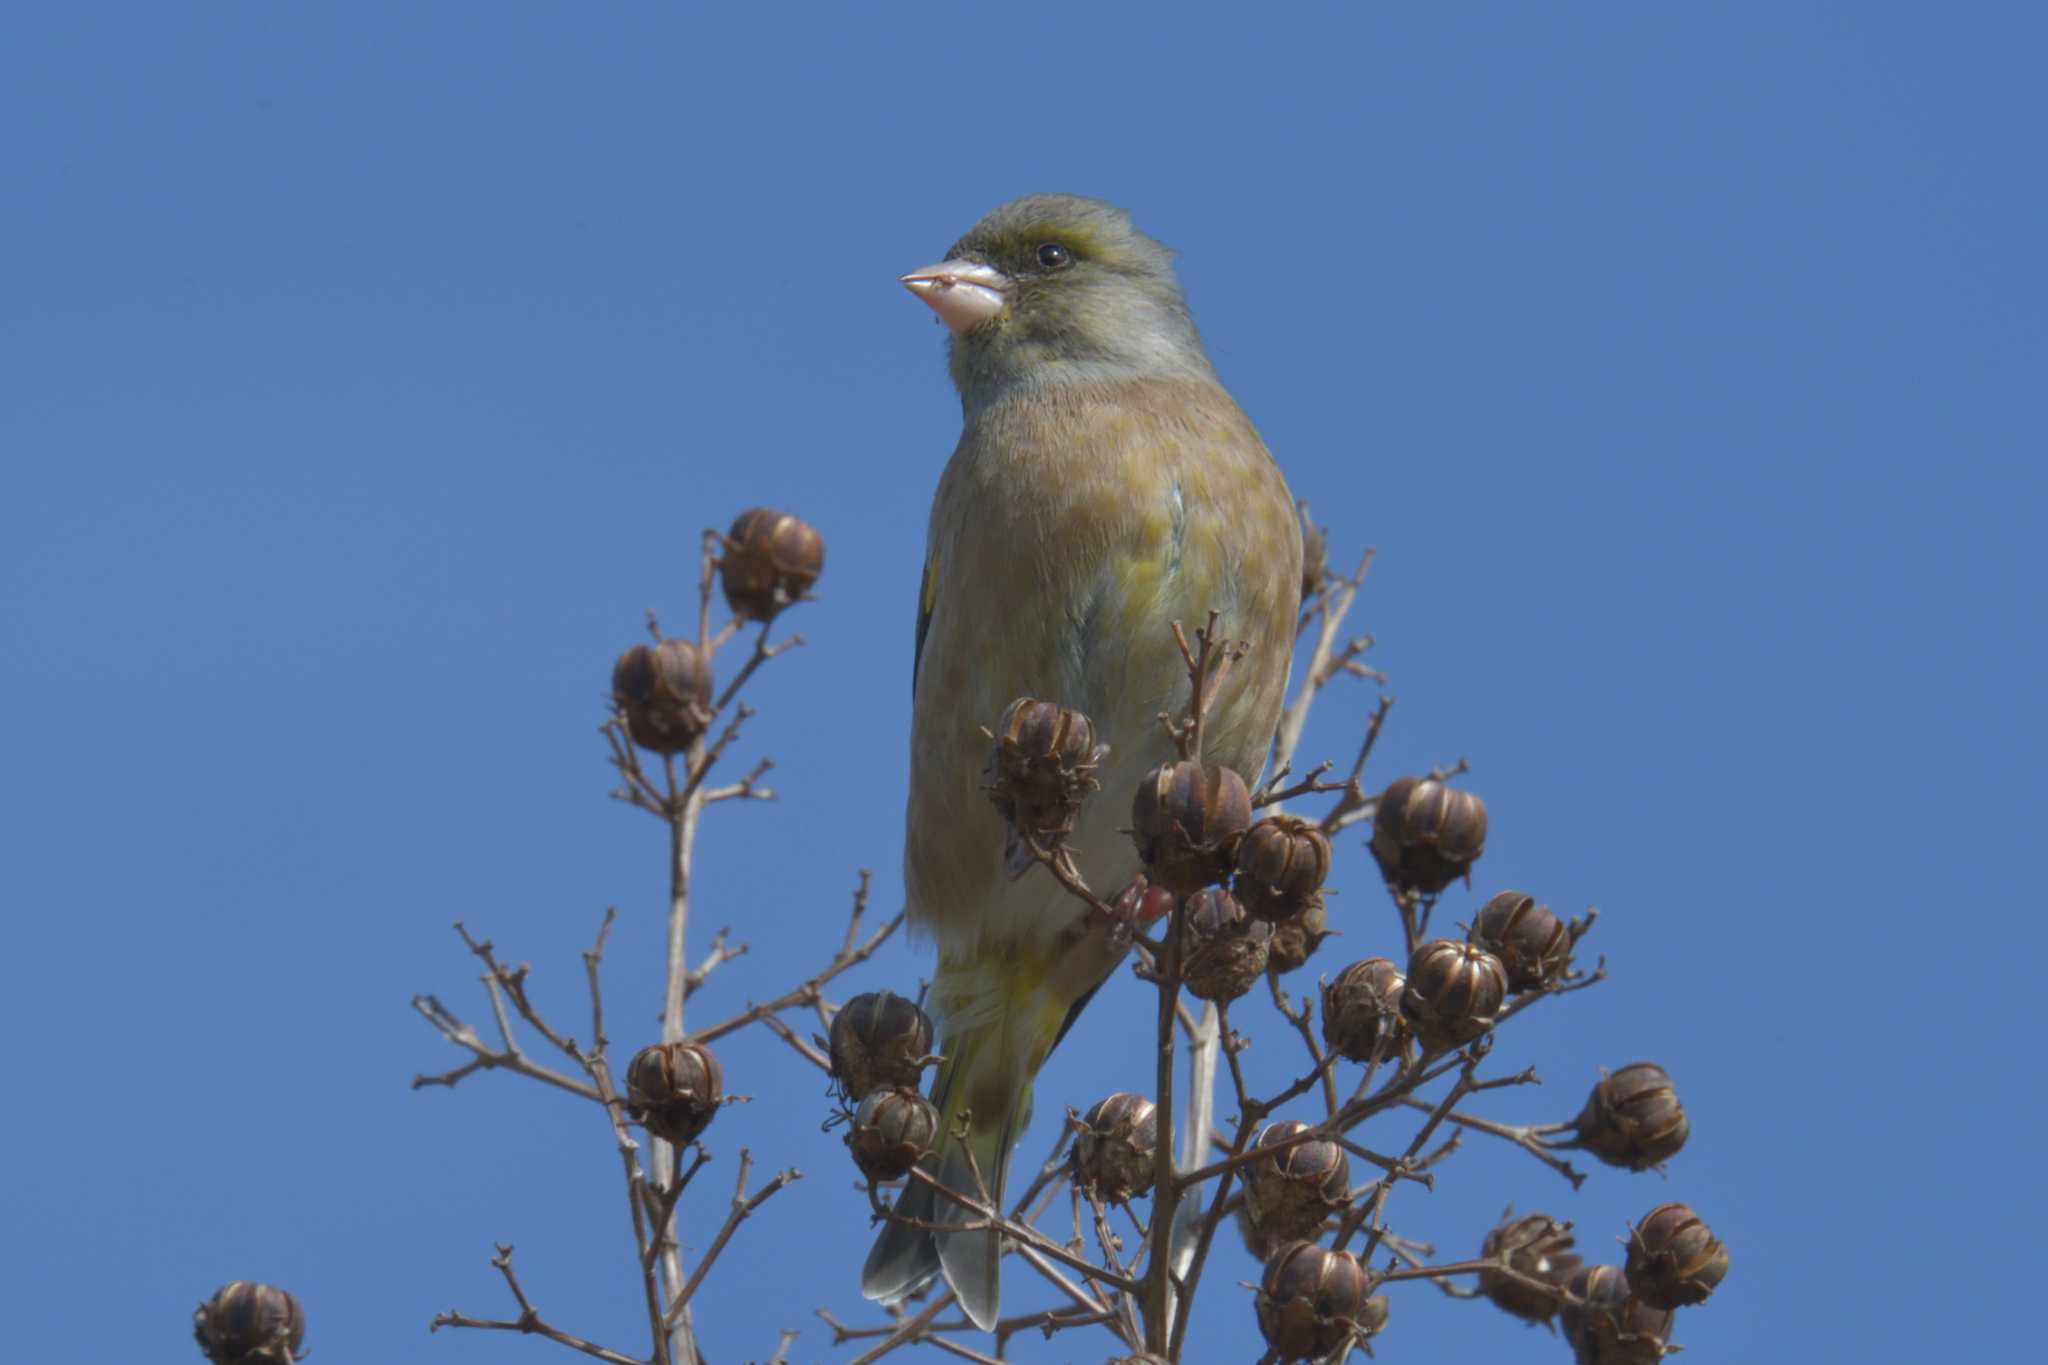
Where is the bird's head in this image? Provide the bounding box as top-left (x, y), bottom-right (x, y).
top-left (902, 194), bottom-right (1215, 410)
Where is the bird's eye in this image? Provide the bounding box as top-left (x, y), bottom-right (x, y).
top-left (1036, 242), bottom-right (1073, 270)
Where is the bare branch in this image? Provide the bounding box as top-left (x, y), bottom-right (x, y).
top-left (702, 756), bottom-right (776, 804)
top-left (665, 1150), bottom-right (802, 1323)
top-left (711, 626), bottom-right (806, 716)
top-left (835, 1294), bottom-right (954, 1365)
top-left (692, 876), bottom-right (904, 1046)
top-left (409, 992), bottom-right (598, 1103)
top-left (1394, 1096), bottom-right (1588, 1187)
top-left (682, 927), bottom-right (750, 1000)
top-left (760, 1013), bottom-right (833, 1073)
top-left (464, 927), bottom-right (585, 1064)
top-left (430, 1244), bottom-right (643, 1365)
top-left (1269, 548), bottom-right (1376, 784)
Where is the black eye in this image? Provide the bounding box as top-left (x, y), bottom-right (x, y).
top-left (1036, 242), bottom-right (1073, 269)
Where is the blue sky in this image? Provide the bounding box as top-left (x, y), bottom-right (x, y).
top-left (3, 4), bottom-right (2041, 1361)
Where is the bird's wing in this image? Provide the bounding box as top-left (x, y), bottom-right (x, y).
top-left (913, 548), bottom-right (937, 698)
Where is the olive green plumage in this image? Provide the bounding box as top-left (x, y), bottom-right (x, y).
top-left (863, 194), bottom-right (1302, 1330)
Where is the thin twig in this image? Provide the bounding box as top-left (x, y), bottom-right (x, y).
top-left (682, 928), bottom-right (750, 999)
top-left (665, 1151), bottom-right (802, 1324)
top-left (1269, 548), bottom-right (1375, 784)
top-left (692, 876), bottom-right (904, 1046)
top-left (410, 992), bottom-right (598, 1102)
top-left (835, 1293), bottom-right (955, 1365)
top-left (431, 1244), bottom-right (643, 1365)
top-left (577, 907), bottom-right (672, 1365)
top-left (1393, 1096), bottom-right (1588, 1186)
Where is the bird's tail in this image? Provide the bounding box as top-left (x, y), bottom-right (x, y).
top-left (861, 981), bottom-right (1059, 1331)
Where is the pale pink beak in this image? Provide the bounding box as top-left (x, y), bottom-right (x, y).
top-left (900, 258), bottom-right (1009, 335)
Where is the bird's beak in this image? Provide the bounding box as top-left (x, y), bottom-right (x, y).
top-left (900, 259), bottom-right (1010, 335)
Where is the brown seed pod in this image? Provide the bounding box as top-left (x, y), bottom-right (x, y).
top-left (984, 697), bottom-right (1105, 850)
top-left (1561, 1265), bottom-right (1675, 1364)
top-left (994, 696), bottom-right (1099, 769)
top-left (1467, 889), bottom-right (1573, 992)
top-left (1320, 957), bottom-right (1408, 1063)
top-left (1179, 886), bottom-right (1272, 1002)
top-left (1070, 1092), bottom-right (1159, 1201)
top-left (1265, 896), bottom-right (1331, 975)
top-left (827, 992), bottom-right (933, 1105)
top-left (624, 1040), bottom-right (724, 1145)
top-left (1369, 776), bottom-right (1488, 892)
top-left (1561, 1265), bottom-right (1630, 1357)
top-left (1478, 1211), bottom-right (1581, 1324)
top-left (194, 1281), bottom-right (306, 1365)
top-left (1233, 814), bottom-right (1332, 921)
top-left (1572, 1063), bottom-right (1690, 1171)
top-left (847, 1086), bottom-right (939, 1182)
top-left (1298, 512), bottom-right (1330, 601)
top-left (1625, 1203), bottom-right (1728, 1309)
top-left (1254, 1241), bottom-right (1386, 1360)
top-left (1129, 760), bottom-right (1254, 895)
top-left (1244, 1120), bottom-right (1352, 1243)
top-left (611, 639), bottom-right (714, 755)
top-left (1599, 1300), bottom-right (1680, 1365)
top-left (1402, 939), bottom-right (1508, 1052)
top-left (719, 507), bottom-right (824, 622)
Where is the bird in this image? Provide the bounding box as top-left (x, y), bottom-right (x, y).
top-left (862, 193), bottom-right (1303, 1330)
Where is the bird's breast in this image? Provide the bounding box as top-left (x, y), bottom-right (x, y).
top-left (907, 375), bottom-right (1302, 963)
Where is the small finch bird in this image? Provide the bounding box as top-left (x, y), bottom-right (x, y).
top-left (861, 194), bottom-right (1302, 1328)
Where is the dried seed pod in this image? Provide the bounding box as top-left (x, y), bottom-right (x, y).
top-left (1605, 1299), bottom-right (1679, 1364)
top-left (611, 639), bottom-right (714, 754)
top-left (847, 1086), bottom-right (939, 1182)
top-left (1299, 512), bottom-right (1329, 600)
top-left (1244, 1120), bottom-right (1352, 1242)
top-left (1179, 886), bottom-right (1271, 1002)
top-left (194, 1282), bottom-right (305, 1365)
top-left (1370, 776), bottom-right (1487, 892)
top-left (1572, 1063), bottom-right (1690, 1171)
top-left (1254, 1241), bottom-right (1385, 1360)
top-left (719, 507), bottom-right (824, 621)
top-left (1321, 957), bottom-right (1408, 1063)
top-left (1129, 760), bottom-right (1254, 895)
top-left (1402, 939), bottom-right (1508, 1052)
top-left (993, 696), bottom-right (1099, 769)
top-left (1265, 897), bottom-right (1331, 975)
top-left (1467, 890), bottom-right (1573, 992)
top-left (1625, 1203), bottom-right (1728, 1309)
top-left (1233, 814), bottom-right (1332, 921)
top-left (624, 1040), bottom-right (724, 1145)
top-left (827, 992), bottom-right (933, 1105)
top-left (984, 697), bottom-right (1105, 851)
top-left (1071, 1093), bottom-right (1159, 1201)
top-left (1478, 1211), bottom-right (1581, 1324)
top-left (1559, 1264), bottom-right (1632, 1356)
top-left (1561, 1265), bottom-right (1674, 1364)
